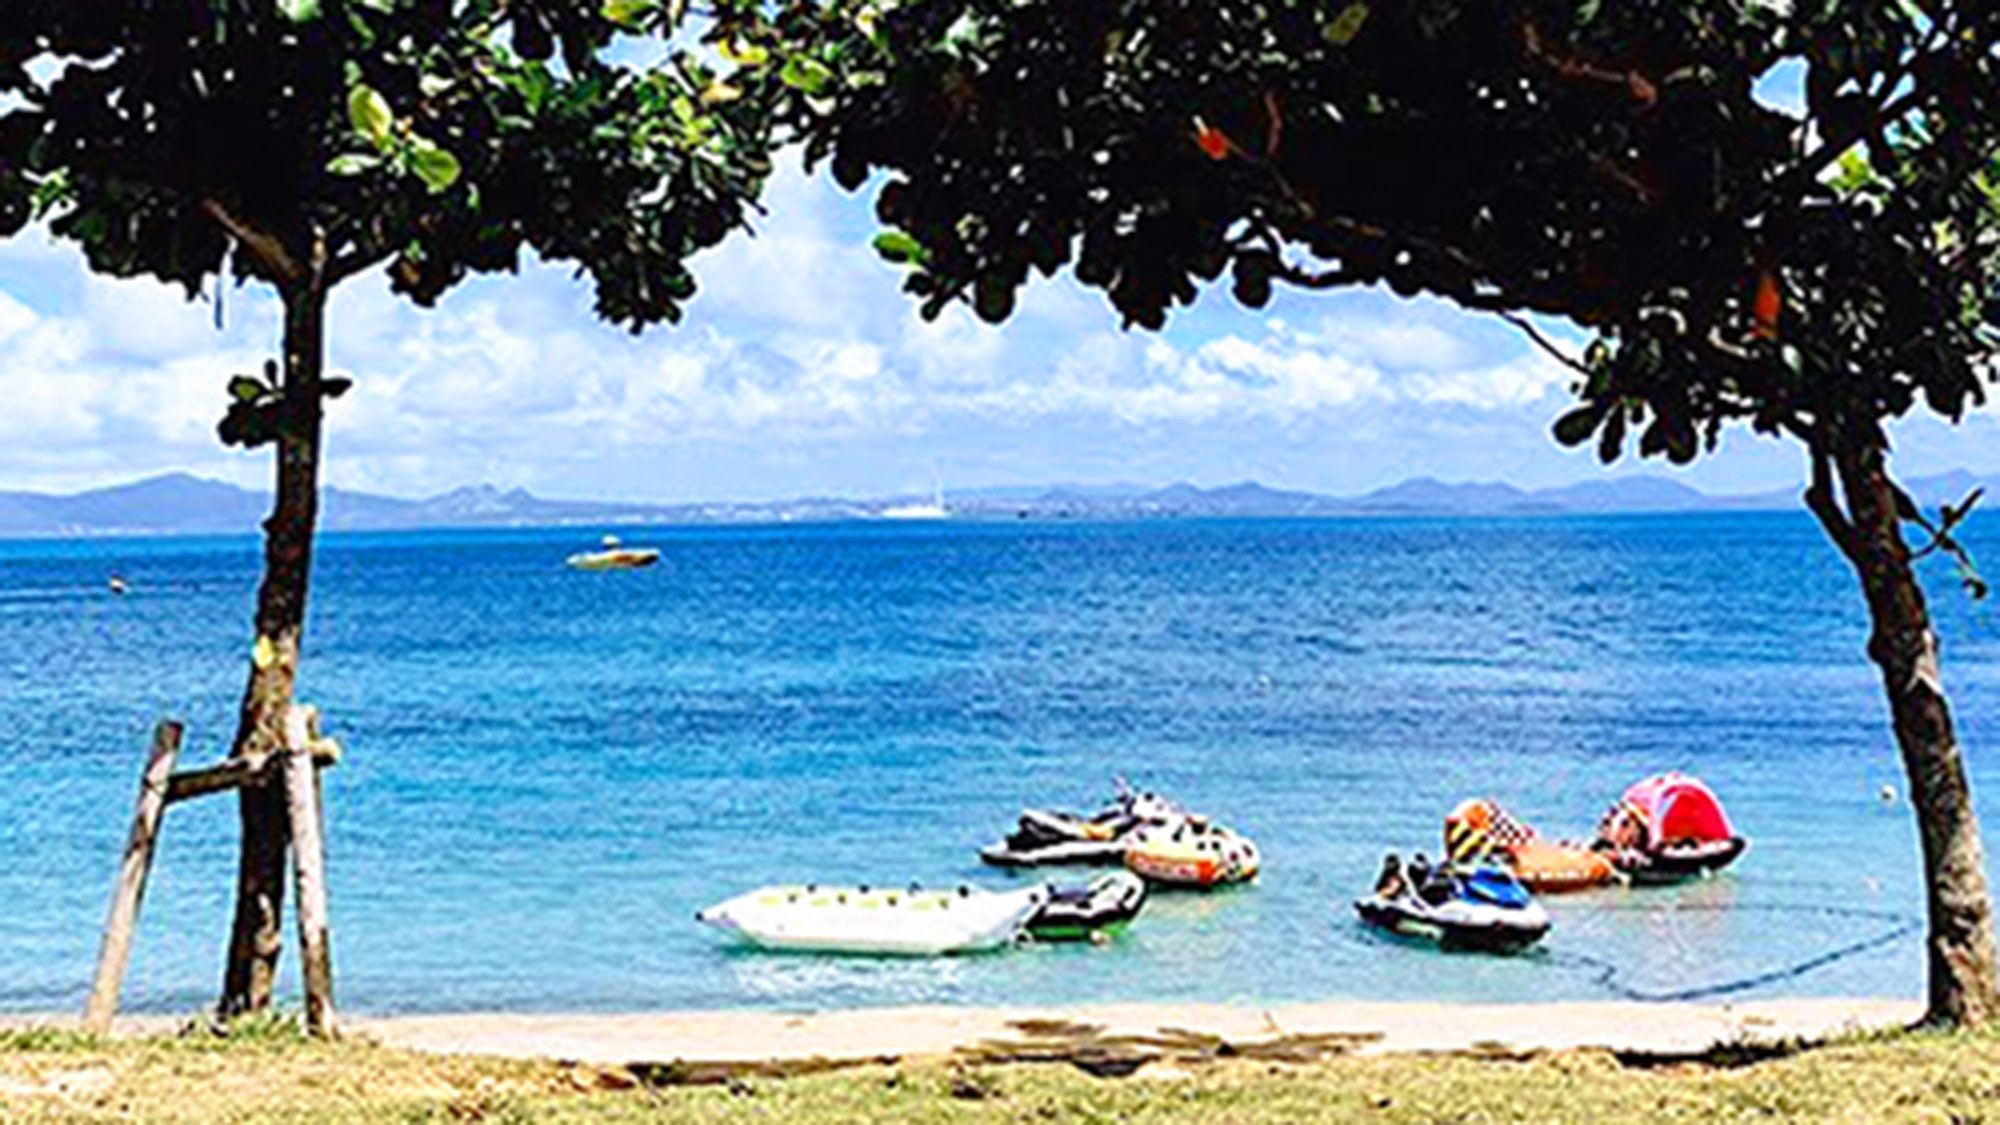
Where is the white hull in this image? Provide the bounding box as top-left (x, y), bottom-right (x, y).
top-left (698, 884), bottom-right (1045, 955)
top-left (1355, 894), bottom-right (1550, 951)
top-left (980, 838), bottom-right (1129, 866)
top-left (566, 548), bottom-right (660, 570)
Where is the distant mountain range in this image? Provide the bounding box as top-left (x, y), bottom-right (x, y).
top-left (0, 469), bottom-right (1991, 537)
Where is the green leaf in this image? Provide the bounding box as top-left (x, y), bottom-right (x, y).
top-left (227, 375), bottom-right (267, 403)
top-left (1232, 252), bottom-right (1274, 309)
top-left (718, 40), bottom-right (770, 67)
top-left (408, 138), bottom-right (462, 193)
top-left (321, 377), bottom-right (354, 399)
top-left (418, 73), bottom-right (455, 99)
top-left (277, 0), bottom-right (323, 23)
top-left (326, 153), bottom-right (381, 176)
top-left (1323, 2), bottom-right (1370, 46)
top-left (872, 231), bottom-right (924, 264)
top-left (1596, 407), bottom-right (1627, 465)
top-left (701, 80), bottom-right (745, 105)
top-left (780, 55), bottom-right (836, 96)
top-left (943, 11), bottom-right (989, 57)
top-left (218, 401), bottom-right (280, 449)
top-left (974, 274), bottom-right (1015, 323)
top-left (601, 0), bottom-right (658, 30)
top-left (349, 85), bottom-right (395, 150)
top-left (1553, 404), bottom-right (1603, 447)
top-left (28, 170), bottom-right (71, 219)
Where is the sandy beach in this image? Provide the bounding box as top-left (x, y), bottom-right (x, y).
top-left (6, 996), bottom-right (1921, 1069)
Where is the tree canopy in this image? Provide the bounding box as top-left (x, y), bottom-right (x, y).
top-left (693, 0), bottom-right (2000, 471)
top-left (0, 0), bottom-right (776, 326)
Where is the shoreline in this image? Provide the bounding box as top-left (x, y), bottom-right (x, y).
top-left (6, 996), bottom-right (1922, 1067)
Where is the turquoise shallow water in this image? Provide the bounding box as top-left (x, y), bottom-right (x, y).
top-left (1, 514), bottom-right (1995, 1015)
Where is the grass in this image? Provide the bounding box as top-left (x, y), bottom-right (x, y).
top-left (4, 1017), bottom-right (2000, 1123)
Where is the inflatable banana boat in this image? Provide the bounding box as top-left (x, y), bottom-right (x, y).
top-left (1124, 818), bottom-right (1260, 887)
top-left (696, 883), bottom-right (1045, 955)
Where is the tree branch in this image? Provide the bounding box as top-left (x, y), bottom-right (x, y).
top-left (1803, 432), bottom-right (1861, 563)
top-left (201, 198), bottom-right (302, 285)
top-left (1783, 52), bottom-right (1937, 201)
top-left (328, 246), bottom-right (390, 286)
top-left (1499, 312), bottom-right (1592, 377)
top-left (1521, 19), bottom-right (1659, 107)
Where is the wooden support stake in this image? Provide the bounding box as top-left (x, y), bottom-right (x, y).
top-left (166, 739), bottom-right (339, 805)
top-left (84, 721), bottom-right (184, 1033)
top-left (282, 705), bottom-right (336, 1037)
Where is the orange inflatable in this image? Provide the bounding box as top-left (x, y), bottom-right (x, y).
top-left (1444, 798), bottom-right (1619, 893)
top-left (1505, 840), bottom-right (1619, 893)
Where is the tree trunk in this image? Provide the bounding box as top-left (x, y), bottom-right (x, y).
top-left (219, 270), bottom-right (328, 1016)
top-left (1827, 437), bottom-right (2000, 1028)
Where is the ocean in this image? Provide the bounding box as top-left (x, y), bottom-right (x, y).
top-left (2, 513), bottom-right (1993, 1015)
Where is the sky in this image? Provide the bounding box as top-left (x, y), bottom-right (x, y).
top-left (0, 73), bottom-right (1995, 504)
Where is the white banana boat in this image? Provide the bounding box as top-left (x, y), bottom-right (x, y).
top-left (696, 883), bottom-right (1046, 955)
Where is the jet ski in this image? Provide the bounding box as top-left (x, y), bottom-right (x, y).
top-left (1354, 855), bottom-right (1550, 953)
top-left (1024, 871), bottom-right (1149, 942)
top-left (696, 882), bottom-right (1045, 955)
top-left (979, 783), bottom-right (1183, 867)
top-left (1124, 817), bottom-right (1260, 887)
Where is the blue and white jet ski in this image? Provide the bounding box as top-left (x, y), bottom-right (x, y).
top-left (1354, 856), bottom-right (1550, 954)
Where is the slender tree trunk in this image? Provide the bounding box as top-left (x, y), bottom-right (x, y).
top-left (1823, 436), bottom-right (2000, 1028)
top-left (219, 266), bottom-right (329, 1016)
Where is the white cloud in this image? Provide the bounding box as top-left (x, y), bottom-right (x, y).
top-left (903, 308), bottom-right (1005, 389)
top-left (1285, 315), bottom-right (1477, 371)
top-left (0, 290), bottom-right (36, 343)
top-left (1403, 352), bottom-right (1572, 408)
top-left (79, 274), bottom-right (231, 360)
top-left (0, 285), bottom-right (275, 490)
top-left (0, 224), bottom-right (73, 270)
top-left (0, 170), bottom-right (1832, 501)
top-left (691, 158), bottom-right (884, 336)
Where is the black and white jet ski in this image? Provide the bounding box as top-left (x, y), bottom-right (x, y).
top-left (979, 783), bottom-right (1182, 867)
top-left (1024, 871), bottom-right (1149, 942)
top-left (1354, 855), bottom-right (1550, 954)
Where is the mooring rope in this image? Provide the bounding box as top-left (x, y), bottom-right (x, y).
top-left (1545, 901), bottom-right (1921, 1003)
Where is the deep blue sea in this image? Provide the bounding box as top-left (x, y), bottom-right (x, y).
top-left (3, 514), bottom-right (1997, 1016)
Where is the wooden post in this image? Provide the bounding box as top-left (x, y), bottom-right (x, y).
top-left (84, 721), bottom-right (184, 1033)
top-left (282, 705), bottom-right (336, 1036)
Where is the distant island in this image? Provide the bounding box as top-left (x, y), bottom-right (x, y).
top-left (0, 468), bottom-right (1992, 537)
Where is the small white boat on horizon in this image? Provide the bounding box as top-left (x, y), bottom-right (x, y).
top-left (696, 883), bottom-right (1045, 955)
top-left (566, 534), bottom-right (661, 571)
